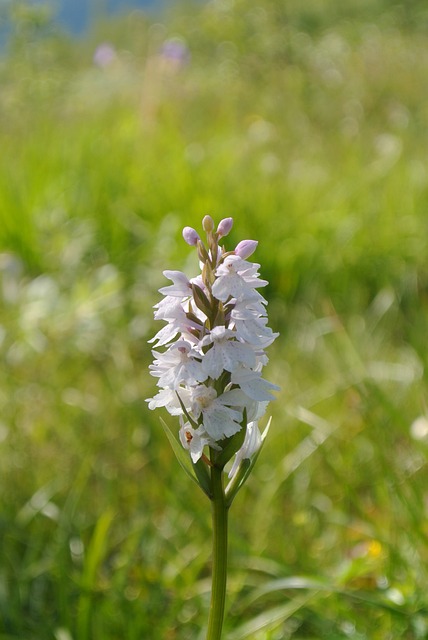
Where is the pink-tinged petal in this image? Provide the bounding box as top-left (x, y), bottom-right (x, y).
top-left (234, 239), bottom-right (258, 259)
top-left (216, 217), bottom-right (233, 238)
top-left (182, 226), bottom-right (200, 246)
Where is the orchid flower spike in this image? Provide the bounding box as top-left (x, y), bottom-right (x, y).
top-left (147, 216), bottom-right (279, 486)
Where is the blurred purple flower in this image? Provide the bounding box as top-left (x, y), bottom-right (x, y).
top-left (160, 38), bottom-right (190, 67)
top-left (93, 43), bottom-right (117, 68)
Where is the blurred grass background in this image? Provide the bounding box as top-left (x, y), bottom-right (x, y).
top-left (1, 0), bottom-right (428, 638)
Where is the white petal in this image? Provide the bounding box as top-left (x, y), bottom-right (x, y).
top-left (231, 368), bottom-right (279, 401)
top-left (148, 323), bottom-right (180, 347)
top-left (146, 388), bottom-right (180, 413)
top-left (159, 270), bottom-right (192, 296)
top-left (203, 405), bottom-right (242, 439)
top-left (228, 422), bottom-right (262, 478)
top-left (201, 345), bottom-right (225, 379)
top-left (179, 424), bottom-right (206, 462)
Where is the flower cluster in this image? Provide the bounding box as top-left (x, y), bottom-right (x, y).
top-left (147, 216), bottom-right (279, 474)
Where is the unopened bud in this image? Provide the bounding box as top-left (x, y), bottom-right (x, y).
top-left (202, 215), bottom-right (214, 232)
top-left (234, 239), bottom-right (258, 259)
top-left (182, 226), bottom-right (200, 246)
top-left (216, 217), bottom-right (233, 238)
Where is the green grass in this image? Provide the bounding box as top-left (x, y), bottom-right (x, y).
top-left (1, 1), bottom-right (428, 638)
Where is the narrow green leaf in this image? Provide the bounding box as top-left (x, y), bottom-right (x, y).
top-left (243, 574), bottom-right (412, 617)
top-left (160, 417), bottom-right (199, 486)
top-left (214, 424), bottom-right (246, 469)
top-left (243, 575), bottom-right (331, 608)
top-left (77, 509), bottom-right (115, 640)
top-left (225, 418), bottom-right (272, 504)
top-left (175, 392), bottom-right (198, 428)
top-left (225, 459), bottom-right (251, 506)
top-left (193, 457), bottom-right (212, 498)
top-left (160, 417), bottom-right (211, 497)
top-left (226, 592), bottom-right (319, 639)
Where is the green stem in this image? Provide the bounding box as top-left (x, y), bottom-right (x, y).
top-left (206, 464), bottom-right (229, 640)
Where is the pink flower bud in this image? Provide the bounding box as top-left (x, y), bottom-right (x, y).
top-left (234, 239), bottom-right (258, 259)
top-left (216, 217), bottom-right (233, 238)
top-left (202, 215), bottom-right (214, 232)
top-left (182, 226), bottom-right (200, 246)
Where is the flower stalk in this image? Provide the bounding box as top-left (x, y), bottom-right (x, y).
top-left (206, 461), bottom-right (229, 640)
top-left (147, 216), bottom-right (279, 637)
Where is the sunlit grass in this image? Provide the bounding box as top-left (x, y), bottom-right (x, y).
top-left (1, 1), bottom-right (428, 638)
